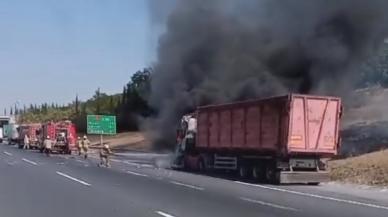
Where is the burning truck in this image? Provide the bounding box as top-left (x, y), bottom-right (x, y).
top-left (172, 94), bottom-right (342, 184)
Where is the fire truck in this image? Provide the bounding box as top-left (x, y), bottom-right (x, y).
top-left (40, 121), bottom-right (76, 154)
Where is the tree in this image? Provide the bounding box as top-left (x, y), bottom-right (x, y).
top-left (115, 68), bottom-right (152, 130)
top-left (75, 94), bottom-right (80, 114)
top-left (42, 103), bottom-right (48, 114)
top-left (122, 86), bottom-right (127, 105)
top-left (95, 88), bottom-right (101, 114)
top-left (109, 96), bottom-right (115, 114)
top-left (81, 103), bottom-right (87, 115)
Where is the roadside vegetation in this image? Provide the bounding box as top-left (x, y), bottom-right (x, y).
top-left (329, 150), bottom-right (388, 186)
top-left (17, 68), bottom-right (152, 133)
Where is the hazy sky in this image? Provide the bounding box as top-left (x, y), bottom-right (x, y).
top-left (0, 0), bottom-right (160, 113)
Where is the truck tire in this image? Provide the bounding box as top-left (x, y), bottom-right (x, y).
top-left (197, 158), bottom-right (205, 173)
top-left (238, 164), bottom-right (250, 179)
top-left (252, 165), bottom-right (265, 182)
top-left (265, 164), bottom-right (280, 184)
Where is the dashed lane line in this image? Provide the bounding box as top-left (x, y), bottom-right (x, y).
top-left (170, 181), bottom-right (204, 191)
top-left (240, 197), bottom-right (298, 211)
top-left (235, 181), bottom-right (388, 211)
top-left (3, 151), bottom-right (12, 156)
top-left (56, 171), bottom-right (91, 186)
top-left (127, 170), bottom-right (149, 177)
top-left (22, 158), bottom-right (38, 166)
top-left (156, 211), bottom-right (175, 217)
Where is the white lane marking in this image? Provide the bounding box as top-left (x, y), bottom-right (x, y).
top-left (22, 158), bottom-right (38, 166)
top-left (240, 197), bottom-right (298, 211)
top-left (235, 181), bottom-right (388, 211)
top-left (56, 171), bottom-right (91, 186)
top-left (3, 151), bottom-right (12, 156)
top-left (124, 161), bottom-right (140, 166)
top-left (141, 164), bottom-right (154, 168)
top-left (111, 159), bottom-right (122, 162)
top-left (123, 161), bottom-right (154, 168)
top-left (156, 211), bottom-right (175, 217)
top-left (170, 181), bottom-right (204, 191)
top-left (127, 171), bottom-right (149, 177)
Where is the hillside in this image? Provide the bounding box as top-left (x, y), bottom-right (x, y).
top-left (341, 86), bottom-right (388, 156)
top-left (330, 86), bottom-right (388, 186)
top-left (329, 149), bottom-right (388, 186)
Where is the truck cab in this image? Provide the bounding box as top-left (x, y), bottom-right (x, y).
top-left (0, 116), bottom-right (11, 143)
top-left (172, 114), bottom-right (197, 169)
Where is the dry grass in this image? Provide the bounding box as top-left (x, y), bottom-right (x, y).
top-left (329, 149), bottom-right (388, 186)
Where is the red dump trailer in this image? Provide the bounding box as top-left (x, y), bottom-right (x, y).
top-left (172, 94), bottom-right (342, 184)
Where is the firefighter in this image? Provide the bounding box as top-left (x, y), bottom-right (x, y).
top-left (43, 136), bottom-right (52, 157)
top-left (23, 134), bottom-right (30, 149)
top-left (82, 135), bottom-right (90, 159)
top-left (99, 144), bottom-right (112, 168)
top-left (77, 136), bottom-right (83, 155)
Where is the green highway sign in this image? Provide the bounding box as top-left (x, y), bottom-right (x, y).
top-left (87, 115), bottom-right (117, 135)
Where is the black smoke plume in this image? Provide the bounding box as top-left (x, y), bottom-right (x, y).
top-left (148, 0), bottom-right (388, 150)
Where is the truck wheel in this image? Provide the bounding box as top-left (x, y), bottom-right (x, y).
top-left (182, 158), bottom-right (188, 171)
top-left (252, 166), bottom-right (265, 182)
top-left (265, 165), bottom-right (280, 184)
top-left (198, 158), bottom-right (205, 173)
top-left (238, 165), bottom-right (249, 179)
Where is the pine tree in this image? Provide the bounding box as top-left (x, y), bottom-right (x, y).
top-left (122, 86), bottom-right (127, 104)
top-left (75, 94), bottom-right (80, 114)
top-left (42, 103), bottom-right (48, 114)
top-left (95, 87), bottom-right (101, 114)
top-left (109, 96), bottom-right (114, 114)
top-left (81, 103), bottom-right (87, 115)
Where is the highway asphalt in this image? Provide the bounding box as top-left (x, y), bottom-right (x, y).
top-left (1, 144), bottom-right (388, 217)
